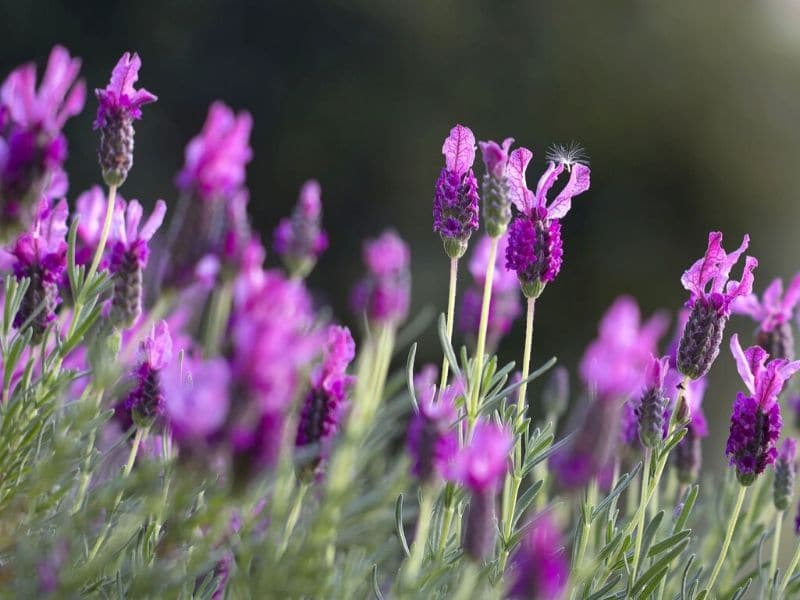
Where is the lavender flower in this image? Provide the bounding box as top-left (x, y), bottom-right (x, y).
top-left (94, 52), bottom-right (157, 187)
top-left (504, 146), bottom-right (590, 298)
top-left (726, 334), bottom-right (800, 485)
top-left (677, 232), bottom-right (757, 379)
top-left (579, 296), bottom-right (668, 403)
top-left (479, 137), bottom-right (514, 237)
top-left (447, 420), bottom-right (512, 561)
top-left (0, 46), bottom-right (85, 224)
top-left (351, 230), bottom-right (411, 325)
top-left (273, 179), bottom-right (329, 278)
top-left (296, 325), bottom-right (356, 465)
top-left (637, 355), bottom-right (670, 449)
top-left (164, 355), bottom-right (231, 442)
top-left (458, 233), bottom-right (522, 350)
top-left (507, 514), bottom-right (569, 600)
top-left (541, 365), bottom-right (570, 420)
top-left (406, 378), bottom-right (460, 484)
top-left (734, 274), bottom-right (800, 360)
top-left (774, 438), bottom-right (797, 510)
top-left (121, 321), bottom-right (172, 428)
top-left (9, 198), bottom-right (68, 342)
top-left (671, 373), bottom-right (709, 483)
top-left (108, 198), bottom-right (167, 328)
top-left (433, 124), bottom-right (479, 258)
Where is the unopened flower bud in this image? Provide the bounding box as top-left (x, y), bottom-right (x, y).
top-left (775, 438), bottom-right (797, 511)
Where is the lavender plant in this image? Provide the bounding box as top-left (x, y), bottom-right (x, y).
top-left (5, 45), bottom-right (800, 600)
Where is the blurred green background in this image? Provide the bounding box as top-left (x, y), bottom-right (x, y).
top-left (3, 1), bottom-right (800, 481)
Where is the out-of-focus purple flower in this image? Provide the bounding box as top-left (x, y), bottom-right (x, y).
top-left (406, 378), bottom-right (460, 484)
top-left (507, 514), bottom-right (569, 600)
top-left (479, 137), bottom-right (514, 237)
top-left (579, 296), bottom-right (668, 403)
top-left (9, 198), bottom-right (68, 341)
top-left (351, 230), bottom-right (411, 325)
top-left (726, 334), bottom-right (800, 485)
top-left (775, 437), bottom-right (797, 510)
top-left (458, 233), bottom-right (522, 350)
top-left (479, 137), bottom-right (514, 180)
top-left (0, 46), bottom-right (85, 223)
top-left (296, 325), bottom-right (356, 463)
top-left (108, 198), bottom-right (166, 328)
top-left (164, 355), bottom-right (231, 441)
top-left (94, 52), bottom-right (157, 186)
top-left (74, 185), bottom-right (122, 267)
top-left (176, 101), bottom-right (252, 202)
top-left (667, 367), bottom-right (709, 483)
top-left (504, 145), bottom-right (590, 298)
top-left (273, 179), bottom-right (329, 278)
top-left (433, 124), bottom-right (479, 258)
top-left (734, 275), bottom-right (800, 360)
top-left (677, 232), bottom-right (757, 379)
top-left (541, 365), bottom-right (570, 420)
top-left (120, 321), bottom-right (172, 428)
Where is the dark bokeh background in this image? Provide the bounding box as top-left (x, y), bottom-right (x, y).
top-left (4, 0), bottom-right (800, 473)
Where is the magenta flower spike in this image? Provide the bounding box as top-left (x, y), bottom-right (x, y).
top-left (164, 355), bottom-right (231, 441)
top-left (458, 233), bottom-right (522, 351)
top-left (479, 137), bottom-right (514, 237)
top-left (726, 334), bottom-right (800, 485)
top-left (507, 514), bottom-right (569, 600)
top-left (433, 124), bottom-right (480, 258)
top-left (108, 198), bottom-right (167, 328)
top-left (447, 419), bottom-right (512, 562)
top-left (0, 45), bottom-right (85, 223)
top-left (121, 321), bottom-right (173, 428)
top-left (504, 145), bottom-right (590, 298)
top-left (350, 229), bottom-right (411, 326)
top-left (296, 325), bottom-right (356, 467)
top-left (636, 355), bottom-right (670, 449)
top-left (677, 232), bottom-right (757, 379)
top-left (406, 378), bottom-right (460, 484)
top-left (775, 437), bottom-right (797, 510)
top-left (734, 273), bottom-right (800, 360)
top-left (95, 52), bottom-right (157, 186)
top-left (273, 179), bottom-right (329, 278)
top-left (9, 197), bottom-right (68, 342)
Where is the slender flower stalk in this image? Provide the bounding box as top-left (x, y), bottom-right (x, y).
top-left (440, 256), bottom-right (458, 392)
top-left (703, 485), bottom-right (746, 596)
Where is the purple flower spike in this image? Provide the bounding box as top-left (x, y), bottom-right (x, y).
top-left (164, 356), bottom-right (231, 441)
top-left (726, 334), bottom-right (800, 486)
top-left (433, 124), bottom-right (480, 258)
top-left (108, 198), bottom-right (167, 328)
top-left (637, 355), bottom-right (670, 449)
top-left (0, 46), bottom-right (85, 223)
top-left (273, 179), bottom-right (329, 278)
top-left (406, 378), bottom-right (460, 484)
top-left (479, 137), bottom-right (515, 237)
top-left (296, 325), bottom-right (356, 467)
top-left (677, 232), bottom-right (757, 379)
top-left (95, 52), bottom-right (156, 187)
top-left (734, 274), bottom-right (800, 360)
top-left (504, 146), bottom-right (590, 298)
top-left (775, 437), bottom-right (797, 510)
top-left (508, 514), bottom-right (569, 600)
top-left (579, 296), bottom-right (668, 403)
top-left (176, 101), bottom-right (253, 202)
top-left (351, 230), bottom-right (411, 325)
top-left (458, 233), bottom-right (522, 351)
top-left (9, 198), bottom-right (68, 342)
top-left (121, 321), bottom-right (173, 428)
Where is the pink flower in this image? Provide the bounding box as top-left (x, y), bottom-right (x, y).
top-left (446, 419), bottom-right (512, 492)
top-left (94, 52), bottom-right (157, 129)
top-left (479, 137), bottom-right (514, 179)
top-left (729, 334), bottom-right (800, 410)
top-left (734, 274), bottom-right (800, 332)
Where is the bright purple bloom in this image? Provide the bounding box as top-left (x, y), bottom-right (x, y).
top-left (94, 52), bottom-right (157, 128)
top-left (176, 101), bottom-right (253, 202)
top-left (164, 355), bottom-right (231, 441)
top-left (480, 137), bottom-right (515, 237)
top-left (726, 334), bottom-right (800, 485)
top-left (406, 378), bottom-right (460, 484)
top-left (504, 146), bottom-right (590, 298)
top-left (120, 321), bottom-right (173, 428)
top-left (508, 514), bottom-right (569, 600)
top-left (296, 325), bottom-right (356, 461)
top-left (447, 419), bottom-right (512, 492)
top-left (459, 233), bottom-right (522, 350)
top-left (0, 46), bottom-right (85, 222)
top-left (9, 198), bottom-right (68, 341)
top-left (479, 137), bottom-right (514, 180)
top-left (351, 230), bottom-right (411, 325)
top-left (433, 124), bottom-right (479, 258)
top-left (273, 179), bottom-right (329, 278)
top-left (579, 296), bottom-right (668, 402)
top-left (734, 274), bottom-right (800, 360)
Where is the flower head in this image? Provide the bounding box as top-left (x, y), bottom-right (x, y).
top-left (636, 355), bottom-right (670, 449)
top-left (734, 275), bottom-right (800, 360)
top-left (433, 124), bottom-right (479, 258)
top-left (94, 52), bottom-right (157, 129)
top-left (446, 419), bottom-right (512, 492)
top-left (508, 514), bottom-right (569, 600)
top-left (406, 376), bottom-right (460, 484)
top-left (351, 230), bottom-right (411, 325)
top-left (273, 179), bottom-right (329, 278)
top-left (775, 437), bottom-right (797, 510)
top-left (479, 137), bottom-right (514, 179)
top-left (121, 321), bottom-right (173, 428)
top-left (164, 355), bottom-right (231, 441)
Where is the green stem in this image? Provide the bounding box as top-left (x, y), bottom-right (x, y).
top-left (467, 236), bottom-right (498, 424)
top-left (573, 481), bottom-right (598, 571)
top-left (631, 448), bottom-right (652, 585)
top-left (276, 480), bottom-right (309, 558)
top-left (771, 511), bottom-right (785, 593)
top-left (439, 257), bottom-right (458, 392)
top-left (436, 499), bottom-right (455, 560)
top-left (703, 485), bottom-right (747, 596)
top-left (779, 537), bottom-right (800, 595)
top-left (85, 183), bottom-right (118, 293)
top-left (402, 487), bottom-right (436, 586)
top-left (454, 563), bottom-right (480, 600)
